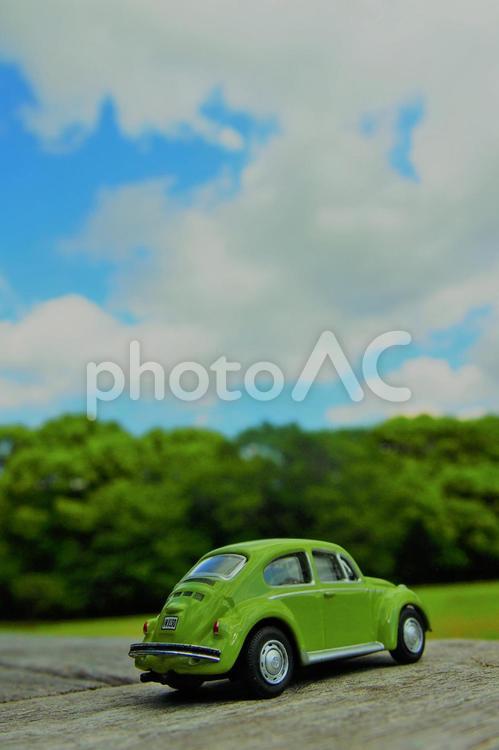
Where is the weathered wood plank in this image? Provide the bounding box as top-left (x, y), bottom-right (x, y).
top-left (0, 638), bottom-right (498, 750)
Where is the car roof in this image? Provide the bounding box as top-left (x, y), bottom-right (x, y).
top-left (206, 538), bottom-right (346, 558)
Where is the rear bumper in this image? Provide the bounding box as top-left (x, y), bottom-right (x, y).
top-left (129, 642), bottom-right (221, 663)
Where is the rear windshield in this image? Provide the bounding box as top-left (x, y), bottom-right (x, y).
top-left (185, 554), bottom-right (246, 580)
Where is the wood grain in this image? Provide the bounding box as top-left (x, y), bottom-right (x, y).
top-left (1, 637), bottom-right (498, 750)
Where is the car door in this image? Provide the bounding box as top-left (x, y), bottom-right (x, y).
top-left (264, 551), bottom-right (324, 652)
top-left (312, 550), bottom-right (374, 648)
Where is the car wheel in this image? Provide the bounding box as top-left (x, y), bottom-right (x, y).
top-left (241, 625), bottom-right (294, 698)
top-left (390, 607), bottom-right (426, 664)
top-left (164, 672), bottom-right (204, 695)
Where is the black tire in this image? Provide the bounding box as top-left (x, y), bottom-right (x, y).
top-left (164, 672), bottom-right (204, 695)
top-left (390, 606), bottom-right (426, 664)
top-left (240, 626), bottom-right (294, 699)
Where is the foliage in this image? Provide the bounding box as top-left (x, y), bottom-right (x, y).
top-left (0, 414), bottom-right (498, 618)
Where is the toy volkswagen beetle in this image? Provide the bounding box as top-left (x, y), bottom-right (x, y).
top-left (129, 539), bottom-right (430, 698)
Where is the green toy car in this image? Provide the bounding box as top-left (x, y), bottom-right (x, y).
top-left (129, 538), bottom-right (430, 698)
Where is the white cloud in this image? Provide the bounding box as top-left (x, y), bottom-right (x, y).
top-left (327, 357), bottom-right (493, 426)
top-left (1, 2), bottom-right (499, 415)
top-left (0, 295), bottom-right (120, 408)
top-left (217, 127), bottom-right (244, 151)
top-left (60, 179), bottom-right (173, 260)
top-left (0, 294), bottom-right (216, 409)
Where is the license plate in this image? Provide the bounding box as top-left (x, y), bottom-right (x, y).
top-left (161, 616), bottom-right (178, 631)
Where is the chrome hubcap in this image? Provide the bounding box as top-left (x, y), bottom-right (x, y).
top-left (259, 639), bottom-right (289, 684)
top-left (403, 616), bottom-right (424, 654)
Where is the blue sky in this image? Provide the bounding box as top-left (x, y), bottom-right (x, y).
top-left (0, 64), bottom-right (270, 314)
top-left (0, 5), bottom-right (496, 433)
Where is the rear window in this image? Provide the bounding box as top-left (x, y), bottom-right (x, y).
top-left (185, 554), bottom-right (246, 580)
top-left (313, 551), bottom-right (344, 582)
top-left (338, 555), bottom-right (358, 581)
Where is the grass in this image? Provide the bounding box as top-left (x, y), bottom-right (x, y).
top-left (0, 580), bottom-right (497, 639)
top-left (415, 580), bottom-right (499, 640)
top-left (0, 613), bottom-right (152, 638)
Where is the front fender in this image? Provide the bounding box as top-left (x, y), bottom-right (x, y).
top-left (377, 585), bottom-right (430, 649)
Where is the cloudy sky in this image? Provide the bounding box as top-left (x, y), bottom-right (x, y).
top-left (0, 1), bottom-right (498, 433)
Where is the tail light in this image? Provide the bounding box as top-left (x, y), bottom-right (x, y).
top-left (143, 620), bottom-right (149, 634)
top-left (213, 620), bottom-right (220, 634)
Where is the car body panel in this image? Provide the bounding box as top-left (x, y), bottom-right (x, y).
top-left (319, 580), bottom-right (374, 646)
top-left (130, 538), bottom-right (430, 677)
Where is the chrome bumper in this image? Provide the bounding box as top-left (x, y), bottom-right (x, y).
top-left (129, 642), bottom-right (221, 663)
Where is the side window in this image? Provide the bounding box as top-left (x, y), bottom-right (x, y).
top-left (264, 552), bottom-right (311, 586)
top-left (338, 555), bottom-right (358, 581)
top-left (313, 551), bottom-right (344, 582)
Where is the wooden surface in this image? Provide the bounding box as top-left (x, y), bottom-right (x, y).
top-left (1, 636), bottom-right (498, 750)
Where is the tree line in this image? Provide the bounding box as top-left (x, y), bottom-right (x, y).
top-left (0, 413), bottom-right (498, 618)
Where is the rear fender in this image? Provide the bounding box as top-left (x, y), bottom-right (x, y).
top-left (223, 597), bottom-right (305, 668)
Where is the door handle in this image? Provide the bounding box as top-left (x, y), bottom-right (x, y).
top-left (323, 591), bottom-right (336, 598)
